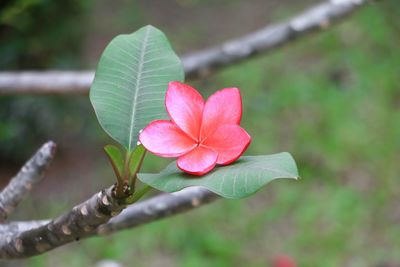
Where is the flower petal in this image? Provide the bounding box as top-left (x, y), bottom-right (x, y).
top-left (166, 81), bottom-right (204, 140)
top-left (177, 146), bottom-right (218, 176)
top-left (139, 120), bottom-right (197, 157)
top-left (202, 124), bottom-right (251, 165)
top-left (200, 88), bottom-right (242, 140)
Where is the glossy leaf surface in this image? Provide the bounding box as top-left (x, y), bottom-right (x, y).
top-left (138, 153), bottom-right (299, 199)
top-left (90, 25), bottom-right (184, 150)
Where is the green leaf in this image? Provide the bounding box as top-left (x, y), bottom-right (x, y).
top-left (138, 153), bottom-right (299, 199)
top-left (90, 25), bottom-right (184, 151)
top-left (104, 145), bottom-right (125, 180)
top-left (129, 144), bottom-right (146, 177)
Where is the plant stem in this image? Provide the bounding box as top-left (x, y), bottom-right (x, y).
top-left (125, 184), bottom-right (152, 204)
top-left (123, 150), bottom-right (132, 183)
top-left (115, 145), bottom-right (146, 199)
top-left (130, 152), bottom-right (146, 190)
top-left (113, 150), bottom-right (133, 199)
top-left (114, 181), bottom-right (126, 199)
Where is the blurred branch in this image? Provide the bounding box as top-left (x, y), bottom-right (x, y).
top-left (0, 0), bottom-right (371, 95)
top-left (183, 0), bottom-right (369, 79)
top-left (0, 141), bottom-right (56, 222)
top-left (0, 187), bottom-right (217, 259)
top-left (0, 71), bottom-right (94, 95)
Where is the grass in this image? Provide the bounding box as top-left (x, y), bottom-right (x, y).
top-left (14, 2), bottom-right (400, 267)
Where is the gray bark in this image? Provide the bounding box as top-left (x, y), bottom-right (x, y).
top-left (0, 187), bottom-right (126, 259)
top-left (0, 187), bottom-right (217, 259)
top-left (0, 142), bottom-right (56, 222)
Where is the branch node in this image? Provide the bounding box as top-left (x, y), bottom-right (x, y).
top-left (14, 239), bottom-right (23, 253)
top-left (61, 225), bottom-right (72, 235)
top-left (80, 205), bottom-right (89, 216)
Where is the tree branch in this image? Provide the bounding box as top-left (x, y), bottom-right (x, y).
top-left (0, 0), bottom-right (370, 95)
top-left (0, 141), bottom-right (56, 222)
top-left (0, 187), bottom-right (218, 259)
top-left (97, 187), bottom-right (218, 234)
top-left (0, 187), bottom-right (126, 259)
top-left (183, 0), bottom-right (368, 79)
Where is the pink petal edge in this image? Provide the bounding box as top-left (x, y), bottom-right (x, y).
top-left (200, 87), bottom-right (242, 141)
top-left (139, 120), bottom-right (197, 158)
top-left (202, 124), bottom-right (251, 165)
top-left (165, 81), bottom-right (204, 141)
top-left (177, 145), bottom-right (218, 176)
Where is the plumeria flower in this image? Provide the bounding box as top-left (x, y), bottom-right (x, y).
top-left (139, 82), bottom-right (251, 176)
top-left (273, 254), bottom-right (297, 267)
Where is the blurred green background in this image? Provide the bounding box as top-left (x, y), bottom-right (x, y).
top-left (1, 0), bottom-right (400, 266)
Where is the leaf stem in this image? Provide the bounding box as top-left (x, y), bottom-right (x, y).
top-left (130, 157), bottom-right (146, 191)
top-left (113, 180), bottom-right (127, 199)
top-left (128, 145), bottom-right (146, 191)
top-left (113, 150), bottom-right (132, 199)
top-left (125, 184), bottom-right (152, 204)
top-left (123, 151), bottom-right (132, 183)
top-left (115, 145), bottom-right (147, 199)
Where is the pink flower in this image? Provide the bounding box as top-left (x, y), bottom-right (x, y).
top-left (139, 81), bottom-right (251, 176)
top-left (273, 254), bottom-right (297, 267)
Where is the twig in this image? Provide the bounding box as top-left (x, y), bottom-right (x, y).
top-left (0, 187), bottom-right (217, 259)
top-left (0, 141), bottom-right (56, 222)
top-left (0, 0), bottom-right (370, 95)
